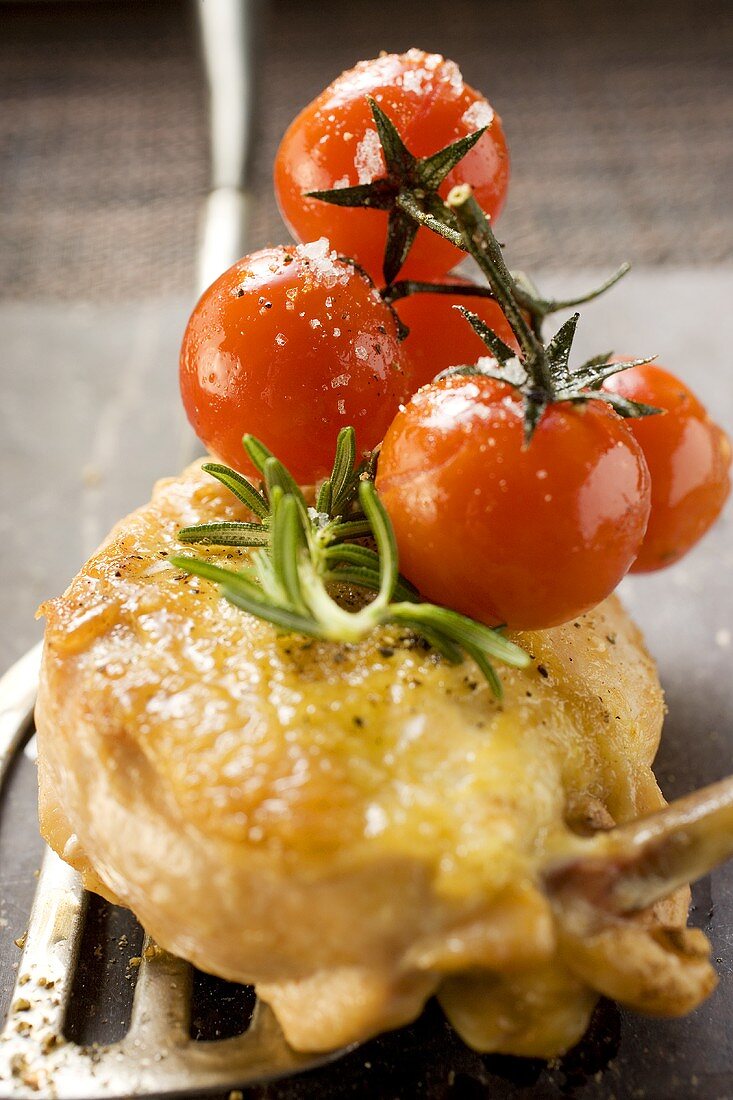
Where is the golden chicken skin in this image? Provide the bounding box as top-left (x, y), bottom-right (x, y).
top-left (35, 461), bottom-right (718, 1057)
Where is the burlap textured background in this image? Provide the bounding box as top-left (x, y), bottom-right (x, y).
top-left (1, 0), bottom-right (732, 299)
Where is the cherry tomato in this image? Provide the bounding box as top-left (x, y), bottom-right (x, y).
top-left (604, 363), bottom-right (731, 571)
top-left (375, 376), bottom-right (651, 630)
top-left (274, 49), bottom-right (509, 283)
top-left (180, 240), bottom-right (408, 485)
top-left (394, 278), bottom-right (519, 391)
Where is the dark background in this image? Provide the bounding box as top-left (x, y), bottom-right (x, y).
top-left (1, 0), bottom-right (732, 301)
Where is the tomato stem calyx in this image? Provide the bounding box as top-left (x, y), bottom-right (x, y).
top-left (301, 94), bottom-right (633, 371)
top-left (306, 97), bottom-right (486, 285)
top-left (171, 428), bottom-right (529, 695)
top-left (440, 186), bottom-right (660, 441)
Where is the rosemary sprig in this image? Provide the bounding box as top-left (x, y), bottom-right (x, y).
top-left (170, 428), bottom-right (530, 696)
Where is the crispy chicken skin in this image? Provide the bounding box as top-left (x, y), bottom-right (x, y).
top-left (35, 461), bottom-right (715, 1056)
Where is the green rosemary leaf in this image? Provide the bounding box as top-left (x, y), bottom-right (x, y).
top-left (201, 463), bottom-right (270, 520)
top-left (455, 305), bottom-right (517, 364)
top-left (367, 96), bottom-right (413, 176)
top-left (172, 433), bottom-right (530, 696)
top-left (305, 180), bottom-right (394, 210)
top-left (244, 437), bottom-right (308, 514)
top-left (385, 609), bottom-right (464, 664)
top-left (323, 566), bottom-right (394, 599)
top-left (393, 603), bottom-right (529, 668)
top-left (316, 477), bottom-right (333, 515)
top-left (270, 493), bottom-right (307, 612)
top-left (328, 518), bottom-right (373, 542)
top-left (242, 434), bottom-right (276, 477)
top-left (384, 208), bottom-right (420, 286)
top-left (168, 554), bottom-right (259, 596)
top-left (222, 585), bottom-right (325, 638)
top-left (418, 127), bottom-right (487, 190)
top-left (324, 542), bottom-right (381, 570)
top-left (590, 392), bottom-right (662, 419)
top-left (460, 640), bottom-right (503, 699)
top-left (358, 481), bottom-right (398, 603)
top-left (325, 544), bottom-right (419, 603)
top-left (329, 426), bottom-right (358, 514)
top-left (250, 545), bottom-right (279, 599)
top-left (261, 455), bottom-right (309, 526)
top-left (177, 521), bottom-right (270, 547)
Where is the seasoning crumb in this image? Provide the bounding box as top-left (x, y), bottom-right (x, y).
top-left (13, 998), bottom-right (31, 1012)
top-left (537, 664), bottom-right (549, 679)
top-left (41, 1032), bottom-right (60, 1054)
top-left (14, 933), bottom-right (27, 950)
top-left (129, 956), bottom-right (142, 968)
top-left (143, 944), bottom-right (164, 961)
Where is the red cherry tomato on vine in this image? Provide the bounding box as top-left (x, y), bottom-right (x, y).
top-left (180, 241), bottom-right (408, 485)
top-left (604, 363), bottom-right (731, 572)
top-left (375, 376), bottom-right (651, 630)
top-left (394, 278), bottom-right (519, 391)
top-left (274, 49), bottom-right (509, 283)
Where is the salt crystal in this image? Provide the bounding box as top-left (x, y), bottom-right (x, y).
top-left (441, 59), bottom-right (464, 94)
top-left (275, 333), bottom-right (287, 347)
top-left (402, 67), bottom-right (426, 95)
top-left (337, 399), bottom-right (346, 415)
top-left (309, 318), bottom-right (322, 329)
top-left (355, 128), bottom-right (384, 184)
top-left (462, 100), bottom-right (494, 130)
top-left (331, 373), bottom-right (351, 388)
top-left (354, 337), bottom-right (369, 361)
top-left (295, 237), bottom-right (351, 288)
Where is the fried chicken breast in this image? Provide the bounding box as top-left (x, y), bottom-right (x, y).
top-left (35, 461), bottom-right (716, 1056)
